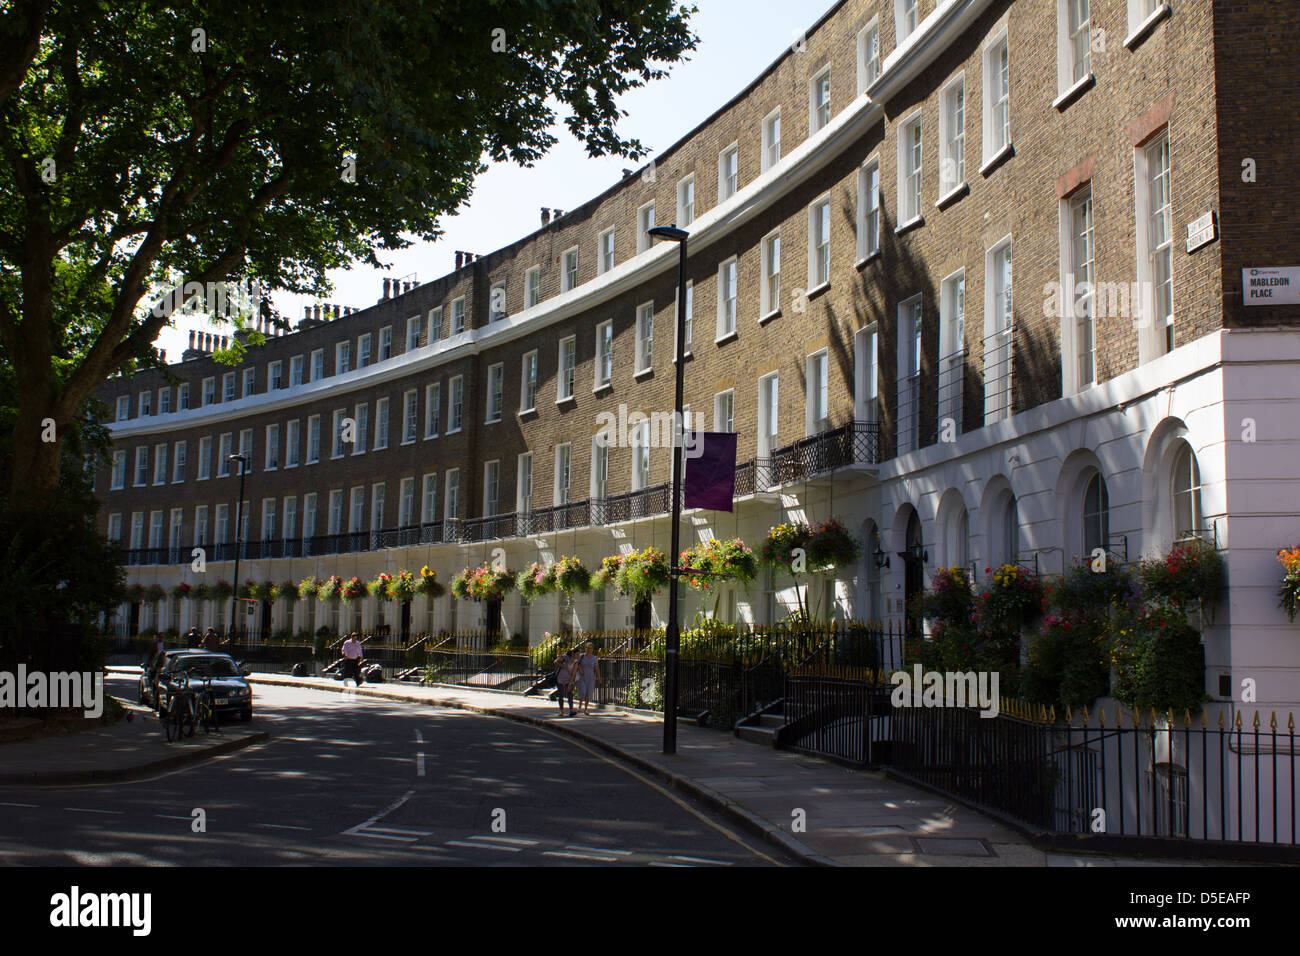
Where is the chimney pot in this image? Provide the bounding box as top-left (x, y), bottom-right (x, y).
top-left (383, 278), bottom-right (391, 298)
top-left (541, 207), bottom-right (551, 225)
top-left (455, 252), bottom-right (464, 269)
top-left (188, 330), bottom-right (195, 348)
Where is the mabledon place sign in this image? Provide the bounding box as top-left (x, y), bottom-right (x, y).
top-left (1243, 267), bottom-right (1300, 306)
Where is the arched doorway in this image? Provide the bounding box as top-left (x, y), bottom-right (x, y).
top-left (901, 510), bottom-right (925, 640)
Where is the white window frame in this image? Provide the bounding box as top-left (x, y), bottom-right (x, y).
top-left (111, 450), bottom-right (126, 489)
top-left (172, 440), bottom-right (187, 483)
top-left (202, 376), bottom-right (216, 406)
top-left (310, 350), bottom-right (324, 382)
top-left (561, 249), bottom-right (579, 293)
top-left (553, 444), bottom-right (571, 505)
top-left (595, 321), bottom-right (613, 388)
top-left (637, 202), bottom-right (656, 253)
top-left (1134, 131), bottom-right (1173, 362)
top-left (857, 19), bottom-right (881, 93)
top-left (758, 373), bottom-right (779, 459)
top-left (485, 365), bottom-right (503, 423)
top-left (524, 267), bottom-right (541, 309)
top-left (222, 372), bottom-right (235, 402)
top-left (806, 349), bottom-right (830, 435)
top-left (378, 325), bottom-right (392, 360)
top-left (896, 0), bottom-right (919, 44)
top-left (808, 196), bottom-right (831, 289)
top-left (197, 437), bottom-right (212, 480)
top-left (153, 442), bottom-right (167, 485)
top-left (335, 341), bottom-right (351, 375)
top-left (597, 228), bottom-right (616, 274)
top-left (897, 296), bottom-right (923, 454)
top-left (761, 230), bottom-right (781, 318)
top-left (177, 382), bottom-right (190, 411)
top-left (982, 30), bottom-right (1012, 168)
top-left (489, 281), bottom-right (507, 321)
top-left (268, 360), bottom-right (283, 390)
top-left (332, 408), bottom-right (347, 459)
top-left (1059, 185), bottom-right (1096, 394)
top-left (451, 296), bottom-right (466, 334)
top-left (428, 306), bottom-right (444, 343)
top-left (939, 271), bottom-right (966, 434)
top-left (809, 67), bottom-right (831, 134)
top-left (483, 460), bottom-right (500, 518)
top-left (718, 143), bottom-right (739, 202)
top-left (406, 315), bottom-right (422, 352)
top-left (404, 388), bottom-right (419, 442)
top-left (217, 433), bottom-right (232, 476)
top-left (714, 389), bottom-right (735, 433)
top-left (590, 438), bottom-right (609, 501)
top-left (425, 382), bottom-right (441, 438)
top-left (897, 112), bottom-right (923, 227)
top-left (357, 332), bottom-right (372, 369)
top-left (520, 350), bottom-right (538, 412)
top-left (676, 175), bottom-right (695, 227)
top-left (716, 257), bottom-right (738, 340)
top-left (857, 157), bottom-right (881, 261)
top-left (286, 420), bottom-right (300, 468)
top-left (306, 415), bottom-right (321, 464)
top-left (349, 485), bottom-right (365, 534)
top-left (636, 302), bottom-right (654, 374)
top-left (517, 453), bottom-right (533, 515)
top-left (116, 395), bottom-right (130, 422)
top-left (557, 336), bottom-right (576, 401)
top-left (133, 446), bottom-right (149, 486)
top-left (938, 74), bottom-right (966, 200)
top-left (421, 474), bottom-right (438, 525)
top-left (761, 108), bottom-right (781, 173)
top-left (447, 376), bottom-right (463, 433)
top-left (983, 236), bottom-right (1015, 425)
top-left (265, 423), bottom-right (280, 470)
top-left (1057, 0), bottom-right (1094, 100)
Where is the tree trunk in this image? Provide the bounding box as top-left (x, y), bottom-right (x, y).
top-left (9, 400), bottom-right (63, 494)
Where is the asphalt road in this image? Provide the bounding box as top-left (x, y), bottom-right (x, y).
top-left (0, 675), bottom-right (789, 867)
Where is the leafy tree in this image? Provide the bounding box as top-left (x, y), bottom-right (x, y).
top-left (0, 0), bottom-right (697, 492)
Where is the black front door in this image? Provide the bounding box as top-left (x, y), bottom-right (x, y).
top-left (485, 598), bottom-right (502, 642)
top-left (903, 511), bottom-right (924, 640)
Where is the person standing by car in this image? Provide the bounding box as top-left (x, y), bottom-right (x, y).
top-left (555, 650), bottom-right (575, 717)
top-left (203, 627), bottom-right (219, 652)
top-left (341, 632), bottom-right (364, 686)
top-left (575, 642), bottom-right (601, 716)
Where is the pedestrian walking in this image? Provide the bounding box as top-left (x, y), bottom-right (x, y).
top-left (575, 641), bottom-right (601, 716)
top-left (555, 649), bottom-right (576, 716)
top-left (184, 627), bottom-right (199, 648)
top-left (341, 632), bottom-right (364, 686)
top-left (203, 627), bottom-right (219, 652)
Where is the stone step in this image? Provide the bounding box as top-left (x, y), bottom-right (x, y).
top-left (736, 724), bottom-right (779, 747)
top-left (757, 712), bottom-right (785, 729)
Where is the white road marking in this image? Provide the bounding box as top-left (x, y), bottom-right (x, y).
top-left (65, 808), bottom-right (124, 815)
top-left (254, 823), bottom-right (312, 831)
top-left (342, 789), bottom-right (415, 836)
top-left (416, 752), bottom-right (425, 777)
top-left (446, 840), bottom-right (521, 852)
top-left (567, 845), bottom-right (632, 855)
top-left (467, 835), bottom-right (538, 846)
top-left (668, 854), bottom-right (733, 865)
top-left (154, 814), bottom-right (193, 821)
top-left (544, 850), bottom-right (620, 862)
top-left (414, 729), bottom-right (423, 743)
top-left (353, 831), bottom-right (418, 843)
top-left (0, 802), bottom-right (36, 808)
top-left (366, 826), bottom-right (432, 837)
top-left (649, 861), bottom-right (690, 867)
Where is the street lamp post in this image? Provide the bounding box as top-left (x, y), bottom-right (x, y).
top-left (229, 453), bottom-right (248, 643)
top-left (648, 224), bottom-right (689, 755)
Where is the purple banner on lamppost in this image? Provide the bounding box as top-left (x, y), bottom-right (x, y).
top-left (683, 431), bottom-right (737, 512)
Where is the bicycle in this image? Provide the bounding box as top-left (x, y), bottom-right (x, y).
top-left (161, 675), bottom-right (196, 742)
top-left (191, 675), bottom-right (222, 736)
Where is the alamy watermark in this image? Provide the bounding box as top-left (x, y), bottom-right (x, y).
top-left (890, 664), bottom-right (1000, 718)
top-left (594, 404), bottom-right (705, 458)
top-left (0, 666), bottom-right (104, 718)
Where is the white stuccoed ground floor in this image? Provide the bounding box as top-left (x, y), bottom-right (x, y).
top-left (121, 328), bottom-right (1300, 716)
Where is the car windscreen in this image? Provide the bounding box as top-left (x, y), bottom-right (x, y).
top-left (172, 656), bottom-right (240, 678)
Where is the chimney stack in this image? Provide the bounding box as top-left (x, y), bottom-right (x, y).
top-left (541, 207), bottom-right (550, 225)
top-left (553, 210), bottom-right (563, 219)
top-left (383, 278), bottom-right (391, 298)
top-left (188, 330), bottom-right (196, 349)
top-left (455, 251), bottom-right (464, 270)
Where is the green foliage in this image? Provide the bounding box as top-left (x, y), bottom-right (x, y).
top-left (760, 523), bottom-right (809, 573)
top-left (805, 518), bottom-right (860, 571)
top-left (553, 555), bottom-right (592, 595)
top-left (1021, 614), bottom-right (1111, 711)
top-left (1111, 606), bottom-right (1207, 715)
top-left (679, 537), bottom-right (758, 591)
top-left (614, 547), bottom-right (670, 603)
top-left (517, 562), bottom-right (554, 602)
top-left (0, 0), bottom-right (698, 493)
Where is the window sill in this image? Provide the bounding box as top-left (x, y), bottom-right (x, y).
top-left (285, 463), bottom-right (298, 470)
top-left (403, 437), bottom-right (419, 445)
top-left (671, 350), bottom-right (694, 365)
top-left (894, 216), bottom-right (925, 237)
top-left (634, 367), bottom-right (654, 380)
top-left (593, 381), bottom-right (612, 395)
top-left (555, 396), bottom-right (576, 407)
top-left (935, 182), bottom-right (968, 210)
top-left (805, 281), bottom-right (831, 301)
top-left (1124, 2), bottom-right (1172, 50)
top-left (980, 142), bottom-right (1014, 177)
top-left (446, 428), bottom-right (462, 436)
top-left (517, 406), bottom-right (535, 418)
top-left (855, 250), bottom-right (882, 270)
top-left (758, 308), bottom-right (781, 325)
top-left (714, 330), bottom-right (738, 346)
top-left (1053, 72), bottom-right (1095, 111)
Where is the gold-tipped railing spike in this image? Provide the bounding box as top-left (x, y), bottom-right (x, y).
top-left (1065, 705), bottom-right (1073, 724)
top-left (1290, 712), bottom-right (1297, 732)
top-left (1217, 710), bottom-right (1225, 728)
top-left (1252, 711), bottom-right (1261, 730)
top-left (1270, 711), bottom-right (1278, 731)
top-left (1049, 705), bottom-right (1057, 723)
top-left (1234, 710), bottom-right (1243, 729)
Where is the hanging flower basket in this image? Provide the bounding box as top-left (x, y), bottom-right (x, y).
top-left (298, 576), bottom-right (322, 601)
top-left (591, 555), bottom-right (622, 591)
top-left (1278, 546), bottom-right (1300, 623)
top-left (169, 582), bottom-right (193, 602)
top-left (517, 562), bottom-right (555, 602)
top-left (466, 566), bottom-right (515, 602)
top-left (143, 584), bottom-right (166, 603)
top-left (386, 571), bottom-right (417, 603)
top-left (276, 579), bottom-right (300, 603)
top-left (368, 572), bottom-right (395, 601)
top-left (244, 580), bottom-right (274, 601)
top-left (1141, 539), bottom-right (1226, 611)
top-left (317, 575), bottom-right (343, 604)
top-left (451, 569), bottom-right (472, 600)
top-left (553, 555), bottom-right (592, 595)
top-left (211, 579), bottom-right (235, 601)
top-left (805, 517), bottom-right (860, 571)
top-left (339, 576), bottom-right (367, 603)
top-left (191, 583), bottom-right (211, 601)
top-left (680, 537), bottom-right (758, 591)
top-left (614, 547), bottom-right (670, 603)
top-left (416, 565), bottom-right (445, 599)
top-left (760, 522), bottom-right (811, 573)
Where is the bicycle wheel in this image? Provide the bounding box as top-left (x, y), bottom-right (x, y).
top-left (164, 704), bottom-right (178, 742)
top-left (181, 698), bottom-right (197, 738)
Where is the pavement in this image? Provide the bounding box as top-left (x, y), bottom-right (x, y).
top-left (0, 693), bottom-right (267, 786)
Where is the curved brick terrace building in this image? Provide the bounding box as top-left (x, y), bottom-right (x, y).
top-left (96, 0), bottom-right (1300, 725)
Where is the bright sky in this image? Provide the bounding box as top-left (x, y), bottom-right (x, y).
top-left (157, 0), bottom-right (838, 360)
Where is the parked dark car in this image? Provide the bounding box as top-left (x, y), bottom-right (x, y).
top-left (139, 649), bottom-right (199, 708)
top-left (151, 652), bottom-right (254, 722)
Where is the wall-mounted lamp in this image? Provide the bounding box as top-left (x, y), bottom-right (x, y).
top-left (873, 546), bottom-right (891, 570)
